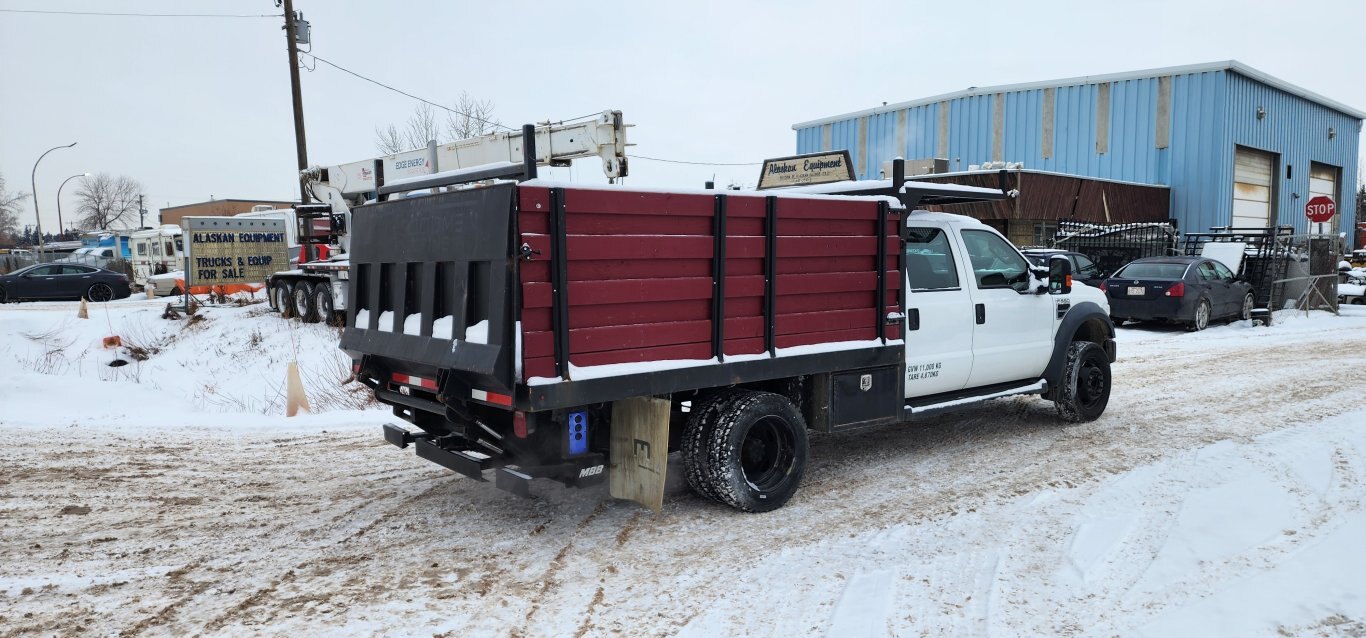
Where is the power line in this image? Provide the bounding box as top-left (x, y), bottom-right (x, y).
top-left (629, 154), bottom-right (760, 167)
top-left (304, 53), bottom-right (513, 132)
top-left (0, 8), bottom-right (280, 18)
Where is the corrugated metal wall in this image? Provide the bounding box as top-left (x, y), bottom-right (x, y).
top-left (795, 68), bottom-right (1361, 243)
top-left (1224, 72), bottom-right (1360, 236)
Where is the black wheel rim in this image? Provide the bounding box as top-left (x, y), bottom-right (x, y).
top-left (89, 283), bottom-right (112, 302)
top-left (740, 416), bottom-right (797, 492)
top-left (1077, 359), bottom-right (1107, 409)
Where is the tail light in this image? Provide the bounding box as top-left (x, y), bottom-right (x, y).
top-left (1098, 280), bottom-right (1108, 293)
top-left (1164, 281), bottom-right (1185, 297)
top-left (513, 411), bottom-right (528, 438)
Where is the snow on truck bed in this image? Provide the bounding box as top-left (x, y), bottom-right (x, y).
top-left (3, 298), bottom-right (1366, 636)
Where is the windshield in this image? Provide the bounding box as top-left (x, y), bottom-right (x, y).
top-left (1116, 262), bottom-right (1188, 279)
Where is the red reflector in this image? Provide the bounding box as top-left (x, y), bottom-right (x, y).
top-left (352, 362), bottom-right (360, 373)
top-left (1099, 280), bottom-right (1108, 293)
top-left (471, 388), bottom-right (513, 406)
top-left (1165, 281), bottom-right (1185, 297)
top-left (513, 411), bottom-right (528, 438)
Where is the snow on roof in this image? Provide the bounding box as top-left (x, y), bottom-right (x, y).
top-left (905, 209), bottom-right (985, 226)
top-left (793, 60), bottom-right (1366, 129)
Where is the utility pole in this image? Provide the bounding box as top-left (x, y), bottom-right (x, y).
top-left (280, 0), bottom-right (311, 204)
top-left (139, 195), bottom-right (146, 228)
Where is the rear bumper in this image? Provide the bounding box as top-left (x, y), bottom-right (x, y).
top-left (1107, 295), bottom-right (1195, 321)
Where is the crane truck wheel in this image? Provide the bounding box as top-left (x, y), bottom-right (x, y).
top-left (272, 280), bottom-right (295, 318)
top-left (701, 391), bottom-right (809, 513)
top-left (314, 284), bottom-right (336, 325)
top-left (1053, 340), bottom-right (1111, 423)
top-left (681, 389), bottom-right (741, 504)
top-left (292, 281), bottom-right (320, 323)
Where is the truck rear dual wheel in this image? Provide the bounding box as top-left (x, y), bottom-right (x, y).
top-left (1054, 341), bottom-right (1111, 423)
top-left (682, 390), bottom-right (809, 513)
top-left (292, 281), bottom-right (320, 323)
top-left (272, 280), bottom-right (294, 317)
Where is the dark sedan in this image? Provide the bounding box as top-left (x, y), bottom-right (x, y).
top-left (1102, 257), bottom-right (1254, 331)
top-left (1022, 249), bottom-right (1108, 287)
top-left (0, 263), bottom-right (132, 303)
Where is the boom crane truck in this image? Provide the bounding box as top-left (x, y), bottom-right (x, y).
top-left (342, 130), bottom-right (1118, 513)
top-left (266, 110), bottom-right (630, 322)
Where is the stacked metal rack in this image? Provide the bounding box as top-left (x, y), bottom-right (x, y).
top-left (1051, 219), bottom-right (1181, 275)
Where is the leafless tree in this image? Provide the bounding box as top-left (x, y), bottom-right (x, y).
top-left (445, 91), bottom-right (500, 140)
top-left (374, 103), bottom-right (442, 154)
top-left (374, 94), bottom-right (501, 154)
top-left (0, 173), bottom-right (27, 245)
top-left (74, 173), bottom-right (143, 230)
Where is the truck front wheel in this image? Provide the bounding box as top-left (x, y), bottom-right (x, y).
top-left (1054, 341), bottom-right (1111, 423)
top-left (694, 391), bottom-right (809, 513)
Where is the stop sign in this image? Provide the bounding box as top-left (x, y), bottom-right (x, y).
top-left (1305, 195), bottom-right (1336, 223)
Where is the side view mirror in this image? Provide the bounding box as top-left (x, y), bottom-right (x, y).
top-left (1049, 256), bottom-right (1073, 294)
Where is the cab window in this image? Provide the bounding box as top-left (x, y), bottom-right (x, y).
top-left (1074, 254), bottom-right (1101, 278)
top-left (960, 229), bottom-right (1030, 291)
top-left (904, 227), bottom-right (960, 291)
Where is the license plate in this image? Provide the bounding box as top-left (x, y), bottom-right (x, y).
top-left (1127, 286), bottom-right (1145, 296)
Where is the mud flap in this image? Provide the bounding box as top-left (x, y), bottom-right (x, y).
top-left (608, 396), bottom-right (671, 513)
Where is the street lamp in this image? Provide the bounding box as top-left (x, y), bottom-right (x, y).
top-left (30, 142), bottom-right (77, 250)
top-left (56, 172), bottom-right (91, 240)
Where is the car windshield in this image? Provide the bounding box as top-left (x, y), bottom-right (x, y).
top-left (1116, 262), bottom-right (1188, 279)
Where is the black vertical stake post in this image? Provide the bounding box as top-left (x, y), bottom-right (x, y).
top-left (875, 200), bottom-right (889, 344)
top-left (549, 188), bottom-right (570, 379)
top-left (522, 124), bottom-right (538, 180)
top-left (374, 159), bottom-right (386, 202)
top-left (711, 195), bottom-right (728, 362)
top-left (764, 196), bottom-right (778, 357)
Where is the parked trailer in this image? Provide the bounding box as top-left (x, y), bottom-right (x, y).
top-left (344, 146), bottom-right (1117, 512)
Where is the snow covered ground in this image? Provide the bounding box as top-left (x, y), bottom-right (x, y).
top-left (2, 298), bottom-right (1366, 636)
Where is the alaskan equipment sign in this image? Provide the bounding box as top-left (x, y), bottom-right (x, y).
top-left (183, 216), bottom-right (289, 286)
top-left (756, 151), bottom-right (855, 190)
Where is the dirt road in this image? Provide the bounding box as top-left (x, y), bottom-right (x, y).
top-left (3, 316), bottom-right (1364, 637)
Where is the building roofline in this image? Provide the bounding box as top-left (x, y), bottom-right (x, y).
top-left (159, 198), bottom-right (299, 212)
top-left (792, 60), bottom-right (1366, 129)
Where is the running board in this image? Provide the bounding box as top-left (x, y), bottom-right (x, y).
top-left (906, 380), bottom-right (1048, 417)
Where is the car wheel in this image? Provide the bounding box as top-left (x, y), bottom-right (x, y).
top-left (1239, 293), bottom-right (1254, 321)
top-left (1186, 298), bottom-right (1211, 332)
top-left (272, 280), bottom-right (294, 317)
top-left (0, 284), bottom-right (7, 304)
top-left (313, 283), bottom-right (336, 325)
top-left (698, 391), bottom-right (808, 513)
top-left (1054, 341), bottom-right (1111, 423)
top-left (293, 281), bottom-right (319, 323)
top-left (87, 282), bottom-right (114, 303)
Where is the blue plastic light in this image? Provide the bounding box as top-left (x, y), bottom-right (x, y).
top-left (567, 411), bottom-right (588, 455)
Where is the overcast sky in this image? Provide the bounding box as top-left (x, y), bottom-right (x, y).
top-left (2, 0), bottom-right (1364, 232)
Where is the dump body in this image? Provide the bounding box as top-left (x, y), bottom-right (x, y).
top-left (341, 180), bottom-right (903, 414)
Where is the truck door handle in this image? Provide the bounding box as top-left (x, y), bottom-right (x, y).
top-left (975, 303), bottom-right (985, 324)
top-left (905, 308), bottom-right (920, 331)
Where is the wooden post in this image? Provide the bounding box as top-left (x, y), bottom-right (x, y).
top-left (609, 396), bottom-right (671, 513)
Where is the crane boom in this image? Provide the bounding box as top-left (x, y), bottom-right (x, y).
top-left (314, 110), bottom-right (629, 198)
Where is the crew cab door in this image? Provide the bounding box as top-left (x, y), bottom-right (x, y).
top-left (902, 226), bottom-right (974, 397)
top-left (957, 228), bottom-right (1054, 387)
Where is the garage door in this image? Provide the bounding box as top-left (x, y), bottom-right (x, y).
top-left (1232, 146), bottom-right (1276, 228)
top-left (1309, 162), bottom-right (1339, 233)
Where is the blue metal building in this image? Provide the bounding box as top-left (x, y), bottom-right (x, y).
top-left (793, 61), bottom-right (1362, 243)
